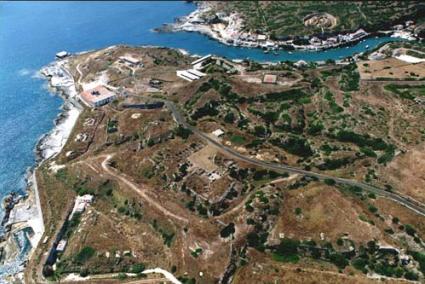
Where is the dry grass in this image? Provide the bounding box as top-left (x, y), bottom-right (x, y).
top-left (381, 143), bottom-right (425, 203)
top-left (269, 183), bottom-right (386, 245)
top-left (357, 58), bottom-right (425, 80)
top-left (188, 145), bottom-right (218, 172)
top-left (234, 250), bottom-right (410, 284)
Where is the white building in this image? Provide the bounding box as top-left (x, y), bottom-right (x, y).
top-left (80, 85), bottom-right (117, 108)
top-left (69, 194), bottom-right (94, 220)
top-left (212, 129), bottom-right (224, 137)
top-left (176, 69), bottom-right (206, 82)
top-left (56, 240), bottom-right (67, 252)
top-left (119, 55), bottom-right (142, 67)
top-left (56, 51), bottom-right (69, 59)
top-left (257, 34), bottom-right (267, 41)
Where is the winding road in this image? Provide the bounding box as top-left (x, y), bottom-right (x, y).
top-left (164, 101), bottom-right (425, 217)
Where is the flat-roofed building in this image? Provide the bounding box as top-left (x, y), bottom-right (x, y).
top-left (177, 70), bottom-right (198, 82)
top-left (56, 240), bottom-right (67, 252)
top-left (176, 68), bottom-right (207, 82)
top-left (191, 54), bottom-right (212, 66)
top-left (56, 51), bottom-right (69, 59)
top-left (212, 129), bottom-right (224, 137)
top-left (192, 54), bottom-right (212, 70)
top-left (80, 85), bottom-right (117, 108)
top-left (187, 69), bottom-right (206, 77)
top-left (119, 55), bottom-right (142, 67)
top-left (263, 74), bottom-right (277, 84)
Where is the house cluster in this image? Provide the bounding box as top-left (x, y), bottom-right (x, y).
top-left (222, 27), bottom-right (370, 51)
top-left (391, 20), bottom-right (417, 41)
top-left (307, 29), bottom-right (368, 49)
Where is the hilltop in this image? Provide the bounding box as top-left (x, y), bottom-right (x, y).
top-left (170, 1), bottom-right (425, 50)
top-left (22, 43), bottom-right (425, 283)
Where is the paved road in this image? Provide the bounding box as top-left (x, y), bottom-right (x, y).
top-left (164, 101), bottom-right (425, 217)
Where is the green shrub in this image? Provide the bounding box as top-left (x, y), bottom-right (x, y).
top-left (270, 136), bottom-right (313, 157)
top-left (131, 263), bottom-right (145, 273)
top-left (368, 205), bottom-right (378, 213)
top-left (220, 223), bottom-right (235, 238)
top-left (175, 126), bottom-right (192, 139)
top-left (264, 89), bottom-right (308, 102)
top-left (324, 178), bottom-right (336, 186)
top-left (405, 271), bottom-right (419, 281)
top-left (230, 135), bottom-right (246, 145)
top-left (360, 147), bottom-right (377, 157)
top-left (273, 238), bottom-right (300, 263)
top-left (329, 253), bottom-right (349, 269)
top-left (405, 224), bottom-right (416, 236)
top-left (75, 246), bottom-right (95, 264)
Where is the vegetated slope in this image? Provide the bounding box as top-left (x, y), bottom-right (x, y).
top-left (215, 1), bottom-right (425, 37)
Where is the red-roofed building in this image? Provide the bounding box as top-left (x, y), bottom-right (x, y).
top-left (80, 85), bottom-right (117, 108)
top-left (263, 74), bottom-right (277, 84)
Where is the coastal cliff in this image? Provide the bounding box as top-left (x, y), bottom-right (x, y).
top-left (0, 58), bottom-right (82, 283)
top-left (165, 2), bottom-right (419, 51)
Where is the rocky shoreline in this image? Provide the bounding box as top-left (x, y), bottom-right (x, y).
top-left (164, 2), bottom-right (418, 52)
top-left (0, 57), bottom-right (82, 282)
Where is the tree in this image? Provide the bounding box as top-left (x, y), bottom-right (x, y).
top-left (220, 223), bottom-right (235, 238)
top-left (367, 240), bottom-right (377, 253)
top-left (405, 271), bottom-right (419, 281)
top-left (276, 239), bottom-right (299, 256)
top-left (224, 112), bottom-right (235, 124)
top-left (175, 125), bottom-right (192, 139)
top-left (254, 125), bottom-right (268, 138)
top-left (329, 253), bottom-right (348, 269)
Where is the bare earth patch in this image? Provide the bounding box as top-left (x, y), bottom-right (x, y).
top-left (380, 143), bottom-right (425, 203)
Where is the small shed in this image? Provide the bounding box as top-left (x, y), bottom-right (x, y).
top-left (212, 129), bottom-right (224, 137)
top-left (56, 240), bottom-right (67, 252)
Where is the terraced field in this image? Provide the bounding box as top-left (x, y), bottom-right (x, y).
top-left (215, 1), bottom-right (425, 37)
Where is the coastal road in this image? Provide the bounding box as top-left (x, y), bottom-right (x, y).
top-left (164, 101), bottom-right (425, 218)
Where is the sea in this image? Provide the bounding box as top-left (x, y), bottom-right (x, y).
top-left (0, 1), bottom-right (400, 277)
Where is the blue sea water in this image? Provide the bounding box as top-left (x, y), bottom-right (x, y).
top-left (0, 1), bottom-right (400, 270)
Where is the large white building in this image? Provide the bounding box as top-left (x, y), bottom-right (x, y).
top-left (80, 85), bottom-right (117, 108)
top-left (176, 69), bottom-right (206, 82)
